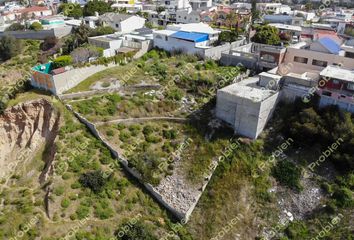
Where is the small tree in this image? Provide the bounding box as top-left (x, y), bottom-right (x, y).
top-left (251, 0), bottom-right (260, 23)
top-left (59, 3), bottom-right (83, 18)
top-left (83, 0), bottom-right (112, 16)
top-left (29, 22), bottom-right (43, 31)
top-left (251, 25), bottom-right (281, 45)
top-left (74, 23), bottom-right (91, 46)
top-left (41, 36), bottom-right (59, 51)
top-left (79, 170), bottom-right (107, 193)
top-left (115, 221), bottom-right (157, 240)
top-left (0, 35), bottom-right (23, 61)
top-left (5, 23), bottom-right (25, 31)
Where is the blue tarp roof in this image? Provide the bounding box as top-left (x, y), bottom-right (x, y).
top-left (170, 31), bottom-right (209, 43)
top-left (318, 37), bottom-right (341, 54)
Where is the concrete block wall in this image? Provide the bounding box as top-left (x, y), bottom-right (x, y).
top-left (52, 63), bottom-right (117, 94)
top-left (216, 89), bottom-right (280, 139)
top-left (256, 92), bottom-right (280, 136)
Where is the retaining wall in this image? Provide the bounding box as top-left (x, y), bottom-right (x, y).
top-left (65, 104), bottom-right (221, 223)
top-left (66, 105), bottom-right (188, 221)
top-left (0, 26), bottom-right (72, 40)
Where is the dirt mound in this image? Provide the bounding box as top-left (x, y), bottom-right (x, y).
top-left (0, 99), bottom-right (60, 185)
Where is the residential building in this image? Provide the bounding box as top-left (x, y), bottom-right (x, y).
top-left (31, 62), bottom-right (116, 95)
top-left (88, 28), bottom-right (153, 57)
top-left (216, 76), bottom-right (280, 139)
top-left (317, 66), bottom-right (354, 113)
top-left (220, 43), bottom-right (287, 71)
top-left (263, 15), bottom-right (303, 26)
top-left (257, 3), bottom-right (292, 15)
top-left (111, 0), bottom-right (143, 13)
top-left (153, 23), bottom-right (220, 55)
top-left (1, 6), bottom-right (53, 23)
top-left (99, 13), bottom-right (146, 33)
top-left (84, 16), bottom-right (100, 29)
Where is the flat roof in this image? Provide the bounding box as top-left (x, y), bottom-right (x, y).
top-left (170, 31), bottom-right (209, 43)
top-left (219, 78), bottom-right (275, 102)
top-left (320, 66), bottom-right (354, 82)
top-left (153, 29), bottom-right (176, 36)
top-left (269, 23), bottom-right (302, 32)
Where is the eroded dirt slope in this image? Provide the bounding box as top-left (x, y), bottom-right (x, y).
top-left (0, 99), bottom-right (60, 185)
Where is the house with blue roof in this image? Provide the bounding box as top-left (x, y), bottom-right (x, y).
top-left (153, 23), bottom-right (221, 56)
top-left (309, 37), bottom-right (342, 55)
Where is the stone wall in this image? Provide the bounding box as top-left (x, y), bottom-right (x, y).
top-left (65, 105), bottom-right (193, 221)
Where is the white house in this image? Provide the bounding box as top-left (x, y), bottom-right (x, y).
top-left (99, 13), bottom-right (146, 33)
top-left (153, 23), bottom-right (220, 55)
top-left (84, 16), bottom-right (100, 29)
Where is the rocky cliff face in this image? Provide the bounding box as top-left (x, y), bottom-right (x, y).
top-left (0, 99), bottom-right (60, 185)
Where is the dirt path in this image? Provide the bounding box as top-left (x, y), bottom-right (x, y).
top-left (94, 116), bottom-right (188, 126)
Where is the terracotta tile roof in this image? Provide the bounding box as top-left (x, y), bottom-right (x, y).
top-left (51, 67), bottom-right (66, 75)
top-left (16, 6), bottom-right (50, 14)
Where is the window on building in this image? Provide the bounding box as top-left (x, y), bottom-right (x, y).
top-left (322, 91), bottom-right (332, 96)
top-left (115, 23), bottom-right (119, 28)
top-left (165, 36), bottom-right (168, 41)
top-left (294, 56), bottom-right (308, 64)
top-left (347, 83), bottom-right (354, 91)
top-left (261, 54), bottom-right (276, 63)
top-left (312, 59), bottom-right (328, 67)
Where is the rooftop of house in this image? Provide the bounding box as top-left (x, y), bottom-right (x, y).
top-left (269, 23), bottom-right (302, 32)
top-left (167, 22), bottom-right (220, 35)
top-left (218, 77), bottom-right (276, 102)
top-left (318, 37), bottom-right (342, 54)
top-left (100, 13), bottom-right (137, 23)
top-left (153, 29), bottom-right (176, 36)
top-left (170, 31), bottom-right (209, 42)
top-left (89, 34), bottom-right (121, 42)
top-left (320, 65), bottom-right (354, 82)
top-left (16, 6), bottom-right (50, 14)
top-left (33, 62), bottom-right (68, 76)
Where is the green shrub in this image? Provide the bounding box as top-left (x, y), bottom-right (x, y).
top-left (162, 129), bottom-right (178, 139)
top-left (145, 134), bottom-right (161, 143)
top-left (61, 198), bottom-right (71, 208)
top-left (79, 170), bottom-right (107, 193)
top-left (117, 123), bottom-right (125, 130)
top-left (29, 22), bottom-right (43, 31)
top-left (71, 182), bottom-right (81, 189)
top-left (285, 221), bottom-right (309, 239)
top-left (76, 205), bottom-right (90, 219)
top-left (53, 55), bottom-right (73, 68)
top-left (272, 160), bottom-right (302, 191)
top-left (62, 172), bottom-right (71, 180)
top-left (54, 186), bottom-right (65, 196)
top-left (115, 221), bottom-right (157, 240)
top-left (142, 125), bottom-right (154, 136)
top-left (94, 199), bottom-right (113, 219)
top-left (106, 129), bottom-right (114, 137)
top-left (332, 187), bottom-right (353, 208)
top-left (166, 87), bottom-right (184, 101)
top-left (119, 130), bottom-right (131, 142)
